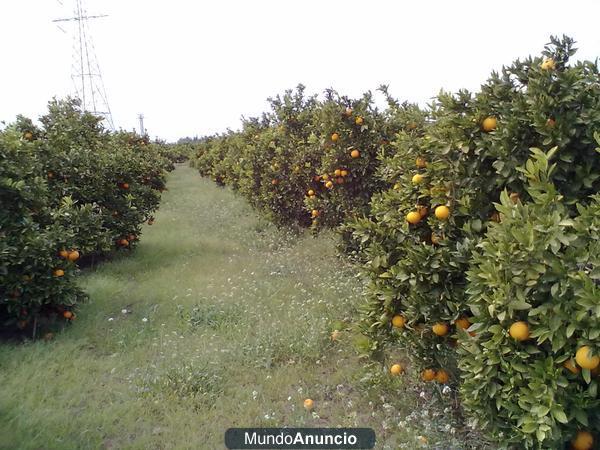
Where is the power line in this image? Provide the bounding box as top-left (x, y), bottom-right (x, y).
top-left (53, 0), bottom-right (114, 129)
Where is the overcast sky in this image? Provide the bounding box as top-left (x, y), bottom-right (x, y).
top-left (1, 1), bottom-right (599, 142)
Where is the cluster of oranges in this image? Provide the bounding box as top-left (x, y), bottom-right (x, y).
top-left (54, 248), bottom-right (81, 278)
top-left (509, 321), bottom-right (600, 377)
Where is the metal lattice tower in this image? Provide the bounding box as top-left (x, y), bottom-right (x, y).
top-left (53, 0), bottom-right (114, 129)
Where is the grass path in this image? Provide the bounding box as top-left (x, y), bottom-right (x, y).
top-left (0, 165), bottom-right (473, 450)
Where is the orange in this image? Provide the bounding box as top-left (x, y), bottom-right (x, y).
top-left (307, 189), bottom-right (315, 197)
top-left (334, 169), bottom-right (342, 177)
top-left (415, 157), bottom-right (427, 168)
top-left (541, 58), bottom-right (556, 70)
top-left (271, 179), bottom-right (278, 186)
top-left (390, 364), bottom-right (403, 376)
top-left (563, 359), bottom-right (581, 374)
top-left (391, 315), bottom-right (406, 328)
top-left (416, 205), bottom-right (428, 218)
top-left (435, 369), bottom-right (449, 384)
top-left (23, 131), bottom-right (33, 140)
top-left (322, 174), bottom-right (330, 181)
top-left (455, 317), bottom-right (471, 330)
top-left (482, 117), bottom-right (497, 132)
top-left (434, 205), bottom-right (450, 220)
top-left (412, 174), bottom-right (424, 184)
top-left (47, 171), bottom-right (54, 179)
top-left (422, 369), bottom-right (436, 382)
top-left (311, 209), bottom-right (320, 218)
top-left (571, 431), bottom-right (594, 450)
top-left (303, 398), bottom-right (314, 410)
top-left (325, 181), bottom-right (333, 189)
top-left (406, 211), bottom-right (421, 225)
top-left (509, 321), bottom-right (529, 341)
top-left (67, 250), bottom-right (80, 262)
top-left (432, 323), bottom-right (449, 336)
top-left (53, 269), bottom-right (65, 277)
top-left (119, 239), bottom-right (129, 247)
top-left (350, 149), bottom-right (360, 158)
top-left (63, 311), bottom-right (73, 319)
top-left (122, 183), bottom-right (130, 189)
top-left (59, 249), bottom-right (69, 259)
top-left (355, 116), bottom-right (363, 126)
top-left (576, 346), bottom-right (600, 370)
top-left (340, 169), bottom-right (348, 177)
top-left (331, 133), bottom-right (339, 142)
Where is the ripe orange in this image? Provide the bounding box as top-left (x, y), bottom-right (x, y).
top-left (271, 179), bottom-right (278, 186)
top-left (334, 169), bottom-right (341, 177)
top-left (67, 250), bottom-right (80, 262)
top-left (59, 249), bottom-right (69, 259)
top-left (303, 398), bottom-right (314, 410)
top-left (63, 311), bottom-right (73, 319)
top-left (412, 174), bottom-right (424, 184)
top-left (311, 209), bottom-right (320, 218)
top-left (455, 317), bottom-right (471, 330)
top-left (53, 269), bottom-right (65, 277)
top-left (509, 321), bottom-right (529, 341)
top-left (415, 157), bottom-right (427, 168)
top-left (422, 369), bottom-right (436, 382)
top-left (482, 116), bottom-right (497, 132)
top-left (325, 181), bottom-right (333, 189)
top-left (322, 174), bottom-right (330, 181)
top-left (406, 211), bottom-right (421, 225)
top-left (563, 359), bottom-right (581, 374)
top-left (416, 205), bottom-right (428, 218)
top-left (435, 369), bottom-right (449, 384)
top-left (391, 315), bottom-right (406, 328)
top-left (122, 183), bottom-right (130, 190)
top-left (340, 169), bottom-right (348, 177)
top-left (350, 149), bottom-right (360, 158)
top-left (390, 364), bottom-right (403, 376)
top-left (307, 189), bottom-right (315, 197)
top-left (576, 346), bottom-right (600, 370)
top-left (355, 116), bottom-right (363, 125)
top-left (571, 430), bottom-right (594, 450)
top-left (541, 58), bottom-right (556, 70)
top-left (434, 205), bottom-right (450, 220)
top-left (119, 239), bottom-right (129, 247)
top-left (331, 133), bottom-right (339, 142)
top-left (432, 323), bottom-right (449, 336)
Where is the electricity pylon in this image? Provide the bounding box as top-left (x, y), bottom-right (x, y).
top-left (53, 0), bottom-right (115, 129)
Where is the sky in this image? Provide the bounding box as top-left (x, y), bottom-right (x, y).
top-left (1, 1), bottom-right (599, 142)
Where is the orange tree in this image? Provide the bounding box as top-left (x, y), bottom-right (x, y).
top-left (1, 99), bottom-right (172, 334)
top-left (459, 148), bottom-right (600, 448)
top-left (346, 36), bottom-right (600, 382)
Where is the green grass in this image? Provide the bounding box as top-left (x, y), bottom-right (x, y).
top-left (0, 165), bottom-right (482, 449)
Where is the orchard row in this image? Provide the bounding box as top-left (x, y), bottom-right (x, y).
top-left (191, 36), bottom-right (600, 449)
